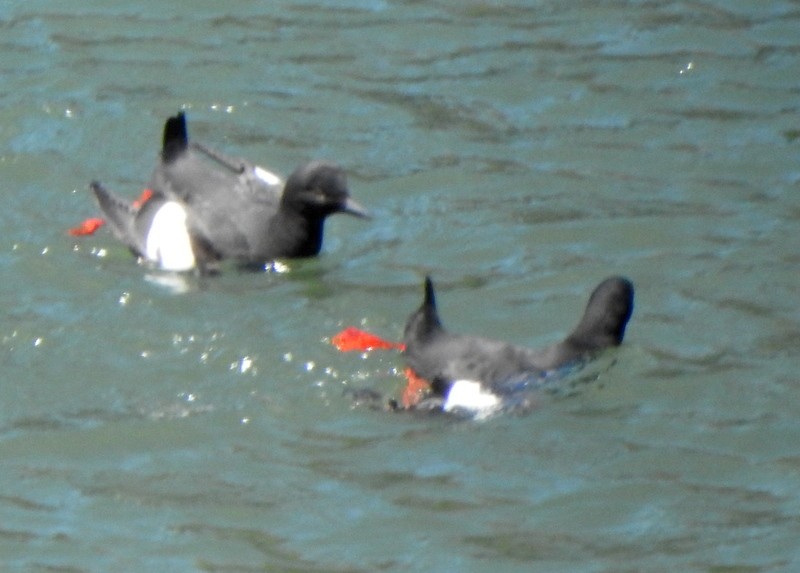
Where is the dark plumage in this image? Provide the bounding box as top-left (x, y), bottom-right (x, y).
top-left (402, 276), bottom-right (634, 402)
top-left (91, 112), bottom-right (369, 272)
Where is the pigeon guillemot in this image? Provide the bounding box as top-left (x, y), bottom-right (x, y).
top-left (90, 112), bottom-right (369, 272)
top-left (402, 276), bottom-right (634, 416)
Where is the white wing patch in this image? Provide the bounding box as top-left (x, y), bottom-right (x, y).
top-left (443, 380), bottom-right (502, 420)
top-left (145, 202), bottom-right (196, 272)
top-left (254, 165), bottom-right (282, 186)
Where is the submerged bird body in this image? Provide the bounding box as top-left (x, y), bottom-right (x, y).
top-left (402, 276), bottom-right (634, 413)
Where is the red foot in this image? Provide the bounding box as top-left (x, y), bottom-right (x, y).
top-left (133, 188), bottom-right (153, 209)
top-left (68, 217), bottom-right (105, 236)
top-left (331, 326), bottom-right (405, 352)
top-left (331, 327), bottom-right (425, 408)
top-left (69, 188), bottom-right (154, 237)
top-left (401, 368), bottom-right (431, 408)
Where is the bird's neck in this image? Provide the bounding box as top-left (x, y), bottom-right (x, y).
top-left (271, 208), bottom-right (325, 257)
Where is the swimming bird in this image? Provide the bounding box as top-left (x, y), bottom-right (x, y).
top-left (90, 112), bottom-right (369, 272)
top-left (402, 276), bottom-right (634, 415)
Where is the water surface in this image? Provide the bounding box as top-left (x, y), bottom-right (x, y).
top-left (1, 1), bottom-right (799, 571)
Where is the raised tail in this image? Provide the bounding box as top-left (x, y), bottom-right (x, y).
top-left (402, 275), bottom-right (445, 347)
top-left (161, 112), bottom-right (189, 163)
top-left (420, 275), bottom-right (444, 335)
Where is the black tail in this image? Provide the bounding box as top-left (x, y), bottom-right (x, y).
top-left (424, 275), bottom-right (436, 311)
top-left (421, 275), bottom-right (444, 333)
top-left (402, 275), bottom-right (444, 347)
top-left (161, 112), bottom-right (189, 163)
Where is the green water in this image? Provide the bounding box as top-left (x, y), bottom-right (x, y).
top-left (1, 1), bottom-right (799, 571)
